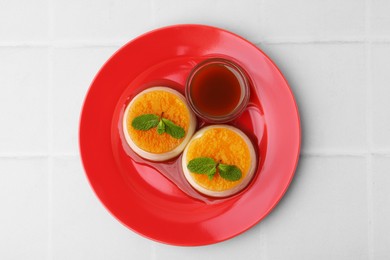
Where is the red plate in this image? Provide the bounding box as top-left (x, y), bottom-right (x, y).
top-left (79, 24), bottom-right (300, 246)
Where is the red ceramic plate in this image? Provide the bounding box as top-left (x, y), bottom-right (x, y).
top-left (79, 24), bottom-right (300, 246)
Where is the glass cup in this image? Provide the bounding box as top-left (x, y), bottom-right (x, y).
top-left (185, 58), bottom-right (250, 123)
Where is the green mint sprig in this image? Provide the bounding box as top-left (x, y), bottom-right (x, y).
top-left (131, 114), bottom-right (159, 130)
top-left (131, 113), bottom-right (185, 139)
top-left (187, 157), bottom-right (242, 181)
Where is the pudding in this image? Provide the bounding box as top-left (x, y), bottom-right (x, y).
top-left (182, 125), bottom-right (257, 197)
top-left (123, 87), bottom-right (196, 161)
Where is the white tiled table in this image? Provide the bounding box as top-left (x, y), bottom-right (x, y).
top-left (1, 0), bottom-right (389, 259)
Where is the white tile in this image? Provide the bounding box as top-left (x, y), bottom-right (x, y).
top-left (260, 156), bottom-right (368, 260)
top-left (51, 157), bottom-right (153, 260)
top-left (0, 48), bottom-right (48, 154)
top-left (260, 43), bottom-right (367, 152)
top-left (53, 0), bottom-right (153, 41)
top-left (0, 158), bottom-right (48, 260)
top-left (154, 225), bottom-right (262, 260)
top-left (0, 0), bottom-right (48, 41)
top-left (51, 47), bottom-right (117, 155)
top-left (372, 156), bottom-right (390, 258)
top-left (153, 0), bottom-right (262, 42)
top-left (371, 0), bottom-right (390, 38)
top-left (371, 44), bottom-right (390, 150)
top-left (262, 0), bottom-right (365, 41)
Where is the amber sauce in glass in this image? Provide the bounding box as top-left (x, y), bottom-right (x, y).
top-left (189, 64), bottom-right (242, 117)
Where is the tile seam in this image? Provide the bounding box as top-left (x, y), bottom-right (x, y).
top-left (1, 39), bottom-right (390, 49)
top-left (47, 0), bottom-right (54, 258)
top-left (365, 0), bottom-right (374, 257)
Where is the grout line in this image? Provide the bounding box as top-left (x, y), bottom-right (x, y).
top-left (47, 51), bottom-right (54, 260)
top-left (367, 36), bottom-right (390, 43)
top-left (300, 153), bottom-right (366, 158)
top-left (0, 151), bottom-right (390, 159)
top-left (150, 0), bottom-right (156, 28)
top-left (151, 242), bottom-right (157, 260)
top-left (47, 0), bottom-right (54, 259)
top-left (0, 154), bottom-right (48, 159)
top-left (300, 150), bottom-right (385, 157)
top-left (259, 0), bottom-right (266, 38)
top-left (51, 153), bottom-right (80, 158)
top-left (371, 152), bottom-right (390, 157)
top-left (258, 39), bottom-right (365, 45)
top-left (0, 41), bottom-right (119, 48)
top-left (50, 42), bottom-right (123, 48)
top-left (259, 226), bottom-right (267, 260)
top-left (0, 41), bottom-right (123, 48)
top-left (365, 0), bottom-right (374, 258)
top-left (0, 42), bottom-right (49, 47)
top-left (259, 0), bottom-right (267, 258)
top-left (301, 150), bottom-right (367, 156)
top-left (366, 156), bottom-right (374, 260)
top-left (0, 153), bottom-right (77, 159)
top-left (1, 39), bottom-right (390, 49)
top-left (259, 38), bottom-right (390, 45)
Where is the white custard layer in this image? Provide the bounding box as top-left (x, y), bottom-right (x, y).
top-left (181, 125), bottom-right (257, 197)
top-left (123, 87), bottom-right (196, 161)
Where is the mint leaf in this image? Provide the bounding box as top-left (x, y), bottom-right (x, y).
top-left (130, 113), bottom-right (185, 139)
top-left (131, 114), bottom-right (159, 131)
top-left (157, 120), bottom-right (165, 134)
top-left (188, 158), bottom-right (243, 181)
top-left (162, 118), bottom-right (185, 139)
top-left (207, 167), bottom-right (217, 180)
top-left (218, 164), bottom-right (242, 181)
top-left (187, 157), bottom-right (216, 174)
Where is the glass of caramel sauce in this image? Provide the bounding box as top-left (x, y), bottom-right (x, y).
top-left (185, 58), bottom-right (250, 123)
